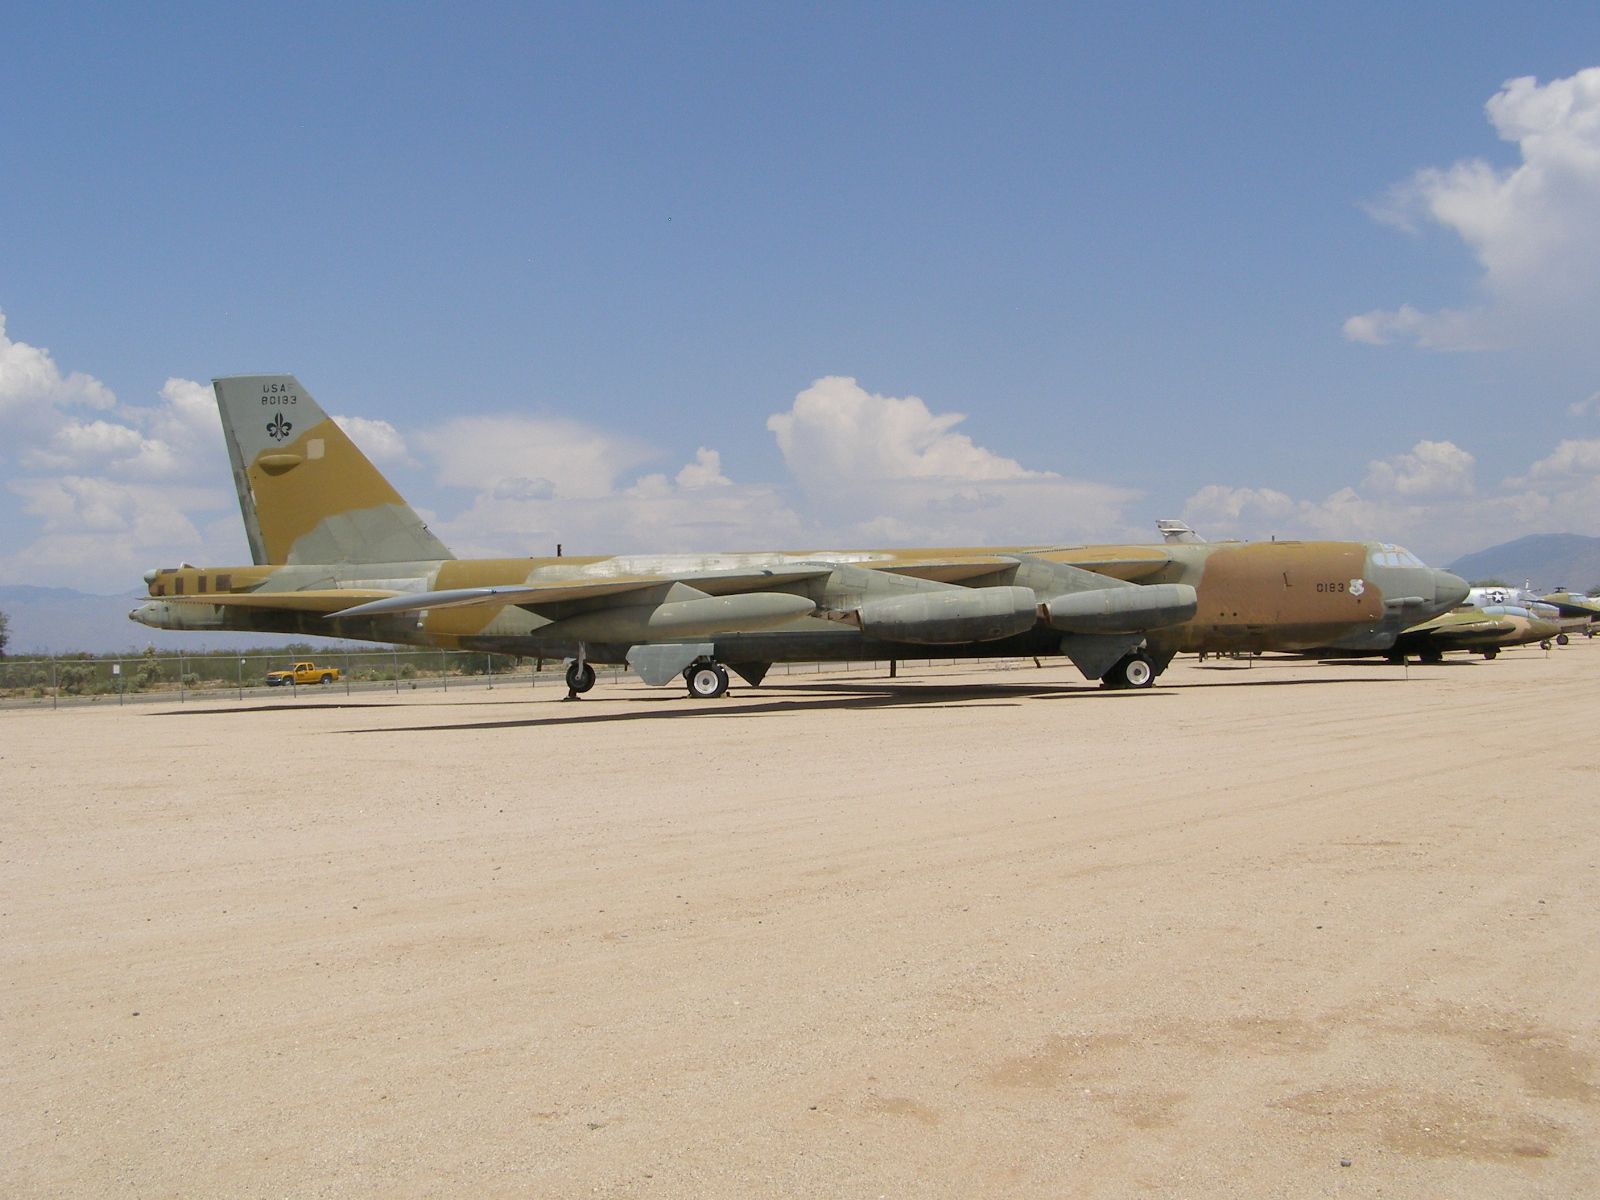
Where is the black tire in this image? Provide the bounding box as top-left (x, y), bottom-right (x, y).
top-left (1102, 653), bottom-right (1155, 690)
top-left (1539, 640), bottom-right (1552, 651)
top-left (1556, 633), bottom-right (1569, 646)
top-left (565, 661), bottom-right (596, 693)
top-left (320, 674), bottom-right (333, 685)
top-left (1419, 650), bottom-right (1444, 664)
top-left (1483, 648), bottom-right (1499, 660)
top-left (687, 663), bottom-right (729, 699)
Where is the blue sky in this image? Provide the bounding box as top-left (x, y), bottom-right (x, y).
top-left (4, 3), bottom-right (1600, 591)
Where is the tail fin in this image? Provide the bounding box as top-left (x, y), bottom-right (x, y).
top-left (214, 374), bottom-right (453, 565)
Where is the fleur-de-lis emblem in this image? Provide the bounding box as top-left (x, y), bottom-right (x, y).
top-left (267, 413), bottom-right (293, 442)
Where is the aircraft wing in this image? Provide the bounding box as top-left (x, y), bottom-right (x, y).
top-left (328, 567), bottom-right (833, 619)
top-left (1043, 546), bottom-right (1176, 582)
top-left (872, 555), bottom-right (1023, 583)
top-left (1539, 596), bottom-right (1600, 620)
top-left (864, 546), bottom-right (1178, 584)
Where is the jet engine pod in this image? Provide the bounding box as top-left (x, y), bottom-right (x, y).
top-left (856, 585), bottom-right (1038, 645)
top-left (1043, 583), bottom-right (1197, 634)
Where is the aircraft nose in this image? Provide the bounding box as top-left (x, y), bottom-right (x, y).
top-left (129, 602), bottom-right (159, 627)
top-left (1433, 570), bottom-right (1469, 609)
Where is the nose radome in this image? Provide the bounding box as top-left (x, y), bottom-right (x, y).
top-left (1433, 570), bottom-right (1469, 609)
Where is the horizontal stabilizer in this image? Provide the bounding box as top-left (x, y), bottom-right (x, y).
top-left (163, 589), bottom-right (401, 614)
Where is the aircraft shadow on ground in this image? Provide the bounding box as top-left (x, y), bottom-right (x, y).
top-left (1178, 673), bottom-right (1421, 689)
top-left (1308, 658), bottom-right (1489, 669)
top-left (155, 668), bottom-right (1417, 728)
top-left (323, 679), bottom-right (1182, 733)
top-left (160, 702), bottom-right (405, 716)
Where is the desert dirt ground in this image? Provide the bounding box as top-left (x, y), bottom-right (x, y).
top-left (4, 641), bottom-right (1598, 1198)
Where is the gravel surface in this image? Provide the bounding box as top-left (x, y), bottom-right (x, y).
top-left (5, 644), bottom-right (1598, 1197)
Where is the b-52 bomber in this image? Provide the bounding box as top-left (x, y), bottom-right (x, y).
top-left (130, 375), bottom-right (1469, 697)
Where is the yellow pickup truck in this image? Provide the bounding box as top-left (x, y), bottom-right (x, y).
top-left (265, 661), bottom-right (341, 687)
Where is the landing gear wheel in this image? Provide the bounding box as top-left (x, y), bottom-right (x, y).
top-left (1482, 648), bottom-right (1499, 660)
top-left (1539, 640), bottom-right (1552, 651)
top-left (1419, 650), bottom-right (1444, 664)
top-left (1102, 653), bottom-right (1155, 690)
top-left (565, 661), bottom-right (597, 694)
top-left (686, 663), bottom-right (729, 699)
top-left (1556, 633), bottom-right (1569, 645)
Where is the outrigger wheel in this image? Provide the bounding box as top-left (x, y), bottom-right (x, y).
top-left (1101, 652), bottom-right (1155, 690)
top-left (686, 662), bottom-right (730, 699)
top-left (565, 660), bottom-right (597, 694)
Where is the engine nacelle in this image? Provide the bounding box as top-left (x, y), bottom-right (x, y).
top-left (1043, 583), bottom-right (1197, 634)
top-left (856, 586), bottom-right (1038, 645)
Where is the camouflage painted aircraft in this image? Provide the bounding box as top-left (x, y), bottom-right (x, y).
top-left (1381, 602), bottom-right (1564, 662)
top-left (1537, 590), bottom-right (1600, 637)
top-left (129, 375), bottom-right (1469, 696)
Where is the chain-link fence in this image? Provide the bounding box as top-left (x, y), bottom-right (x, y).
top-left (0, 648), bottom-right (1019, 710)
top-left (0, 648), bottom-right (581, 710)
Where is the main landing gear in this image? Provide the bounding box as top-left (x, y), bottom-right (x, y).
top-left (685, 660), bottom-right (730, 699)
top-left (1100, 651), bottom-right (1156, 690)
top-left (564, 659), bottom-right (596, 699)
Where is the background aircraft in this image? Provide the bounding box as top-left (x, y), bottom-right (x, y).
top-left (129, 376), bottom-right (1468, 697)
top-left (1381, 603), bottom-right (1563, 662)
top-left (1536, 590), bottom-right (1600, 636)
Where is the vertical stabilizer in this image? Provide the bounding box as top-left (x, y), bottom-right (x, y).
top-left (213, 375), bottom-right (453, 565)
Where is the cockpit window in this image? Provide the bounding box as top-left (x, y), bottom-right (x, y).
top-left (1372, 544), bottom-right (1426, 568)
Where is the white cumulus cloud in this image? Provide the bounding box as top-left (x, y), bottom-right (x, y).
top-left (1569, 390), bottom-right (1600, 418)
top-left (333, 414), bottom-right (413, 466)
top-left (1360, 439), bottom-right (1475, 497)
top-left (419, 414), bottom-right (655, 502)
top-left (766, 376), bottom-right (1138, 545)
top-left (1346, 67), bottom-right (1600, 353)
top-left (1515, 438), bottom-right (1600, 482)
top-left (1183, 436), bottom-right (1600, 565)
top-left (0, 311), bottom-right (242, 589)
top-left (0, 311), bottom-right (115, 423)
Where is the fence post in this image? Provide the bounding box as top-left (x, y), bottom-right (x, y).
top-left (51, 658), bottom-right (58, 710)
top-left (238, 657), bottom-right (245, 701)
top-left (392, 649), bottom-right (400, 694)
top-left (441, 649), bottom-right (448, 691)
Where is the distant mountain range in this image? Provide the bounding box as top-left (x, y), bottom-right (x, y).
top-left (5, 531), bottom-right (1598, 653)
top-left (1446, 533), bottom-right (1600, 592)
